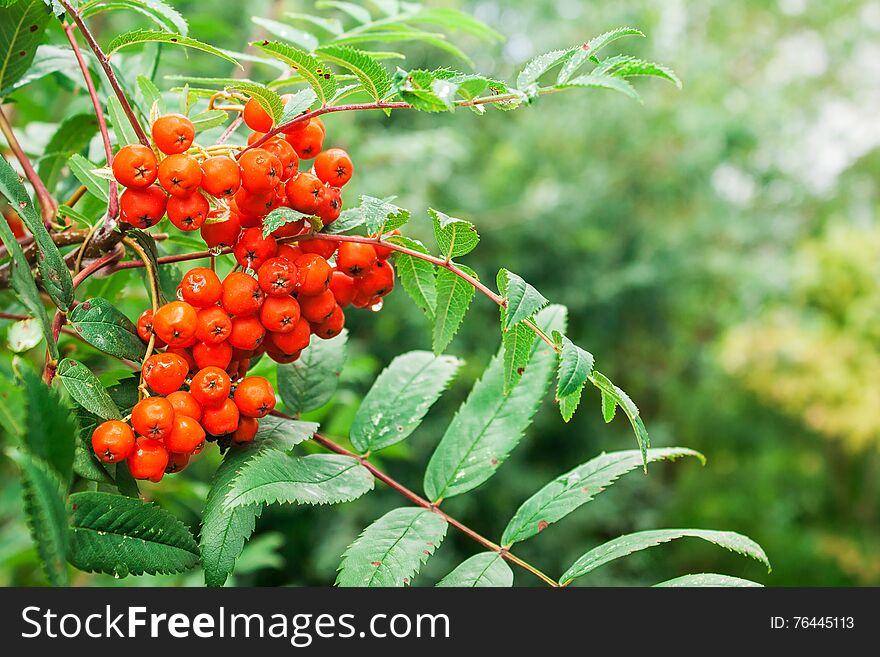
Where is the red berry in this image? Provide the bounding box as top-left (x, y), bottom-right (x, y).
top-left (228, 315), bottom-right (265, 351)
top-left (194, 305), bottom-right (232, 344)
top-left (200, 211), bottom-right (241, 248)
top-left (357, 259), bottom-right (395, 297)
top-left (166, 346), bottom-right (197, 373)
top-left (167, 192), bottom-right (209, 231)
top-left (112, 144), bottom-right (158, 189)
top-left (131, 397), bottom-right (175, 440)
top-left (166, 390), bottom-right (202, 422)
top-left (233, 227), bottom-right (277, 270)
top-left (373, 229), bottom-right (400, 260)
top-left (257, 257), bottom-right (297, 297)
top-left (312, 304), bottom-right (345, 339)
top-left (201, 397), bottom-right (240, 436)
top-left (232, 416), bottom-right (259, 443)
top-left (137, 309), bottom-right (166, 347)
top-left (265, 317), bottom-right (311, 355)
top-left (285, 172), bottom-right (324, 214)
top-left (142, 352), bottom-right (189, 395)
top-left (120, 186), bottom-right (167, 229)
top-left (221, 272), bottom-right (265, 316)
top-left (192, 340), bottom-right (233, 370)
top-left (316, 185), bottom-right (343, 224)
top-left (234, 187), bottom-right (275, 222)
top-left (233, 376), bottom-right (276, 418)
top-left (287, 121), bottom-right (324, 159)
top-left (300, 238), bottom-right (337, 260)
top-left (200, 155), bottom-right (241, 197)
top-left (164, 414), bottom-right (206, 454)
top-left (294, 253), bottom-right (332, 296)
top-left (260, 295), bottom-right (301, 333)
top-left (262, 137), bottom-right (299, 181)
top-left (337, 242), bottom-right (377, 278)
top-left (243, 97), bottom-right (273, 132)
top-left (152, 114), bottom-right (195, 155)
top-left (314, 148), bottom-right (353, 187)
top-left (239, 148), bottom-right (283, 194)
top-left (329, 270), bottom-right (355, 307)
top-left (91, 420), bottom-right (135, 463)
top-left (152, 301), bottom-right (198, 348)
top-left (190, 366), bottom-right (231, 407)
top-left (165, 451), bottom-right (191, 474)
top-left (127, 437), bottom-right (169, 480)
top-left (158, 154), bottom-right (202, 197)
top-left (298, 289), bottom-right (336, 323)
top-left (179, 267), bottom-right (222, 308)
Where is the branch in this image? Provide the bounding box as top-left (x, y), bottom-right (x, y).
top-left (58, 0), bottom-right (150, 147)
top-left (269, 413), bottom-right (558, 587)
top-left (0, 105), bottom-right (57, 226)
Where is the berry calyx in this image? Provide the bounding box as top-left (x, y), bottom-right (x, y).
top-left (112, 144), bottom-right (158, 189)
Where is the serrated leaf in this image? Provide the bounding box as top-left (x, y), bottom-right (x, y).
top-left (594, 55), bottom-right (681, 88)
top-left (432, 267), bottom-right (474, 355)
top-left (277, 87), bottom-right (317, 125)
top-left (601, 389), bottom-right (617, 422)
top-left (560, 529), bottom-right (770, 585)
top-left (253, 41), bottom-right (336, 105)
top-left (402, 7), bottom-right (503, 44)
top-left (38, 112), bottom-right (98, 193)
top-left (250, 415), bottom-right (317, 450)
top-left (57, 358), bottom-right (121, 420)
top-left (0, 43), bottom-right (81, 96)
top-left (251, 17), bottom-right (318, 51)
top-left (557, 28), bottom-right (645, 84)
top-left (68, 491), bottom-right (199, 577)
top-left (0, 156), bottom-right (74, 311)
top-left (285, 12), bottom-right (343, 36)
top-left (0, 0), bottom-right (51, 96)
top-left (333, 28), bottom-right (472, 66)
top-left (107, 95), bottom-right (140, 146)
top-left (654, 573), bottom-right (763, 587)
top-left (393, 68), bottom-right (456, 112)
top-left (517, 48), bottom-right (575, 92)
top-left (360, 195), bottom-right (409, 234)
top-left (336, 507), bottom-right (447, 587)
top-left (0, 177), bottom-right (55, 358)
top-left (277, 329), bottom-right (347, 415)
top-left (261, 206), bottom-right (308, 238)
top-left (589, 370), bottom-right (650, 466)
top-left (317, 0), bottom-right (371, 24)
top-left (69, 297), bottom-right (147, 362)
top-left (388, 235), bottom-right (435, 321)
top-left (501, 322), bottom-right (535, 394)
top-left (227, 80), bottom-right (284, 123)
top-left (436, 552), bottom-right (512, 587)
top-left (556, 73), bottom-right (642, 103)
top-left (9, 449), bottom-right (69, 586)
top-left (67, 153), bottom-right (109, 202)
top-left (497, 268), bottom-right (548, 329)
top-left (17, 360), bottom-right (76, 480)
top-left (189, 109), bottom-right (227, 131)
top-left (556, 335), bottom-right (594, 398)
top-left (424, 305), bottom-right (566, 501)
top-left (200, 444), bottom-right (263, 587)
top-left (316, 45), bottom-right (390, 101)
top-left (502, 448), bottom-right (704, 546)
top-left (350, 351), bottom-right (462, 454)
top-left (80, 0), bottom-right (188, 35)
top-left (108, 30), bottom-right (241, 67)
top-left (429, 208), bottom-right (478, 259)
top-left (223, 452), bottom-right (374, 510)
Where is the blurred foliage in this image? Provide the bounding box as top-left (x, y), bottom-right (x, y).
top-left (2, 0), bottom-right (879, 586)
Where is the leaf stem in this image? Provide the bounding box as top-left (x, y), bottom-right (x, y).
top-left (59, 0), bottom-right (150, 147)
top-left (296, 424), bottom-right (560, 587)
top-left (0, 105), bottom-right (57, 226)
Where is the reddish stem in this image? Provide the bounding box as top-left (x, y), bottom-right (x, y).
top-left (0, 105), bottom-right (57, 226)
top-left (63, 22), bottom-right (119, 224)
top-left (58, 0), bottom-right (150, 147)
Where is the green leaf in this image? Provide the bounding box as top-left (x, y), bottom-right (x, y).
top-left (556, 74), bottom-right (642, 103)
top-left (360, 195), bottom-right (409, 235)
top-left (107, 94), bottom-right (141, 146)
top-left (0, 156), bottom-right (74, 311)
top-left (0, 0), bottom-right (51, 97)
top-left (317, 0), bottom-right (371, 24)
top-left (7, 317), bottom-right (42, 352)
top-left (424, 305), bottom-right (566, 501)
top-left (557, 28), bottom-right (645, 84)
top-left (253, 41), bottom-right (337, 105)
top-left (517, 48), bottom-right (576, 92)
top-left (223, 452), bottom-right (374, 510)
top-left (501, 321), bottom-right (535, 394)
top-left (9, 449), bottom-right (69, 586)
top-left (0, 44), bottom-right (82, 97)
top-left (0, 175), bottom-right (55, 358)
top-left (429, 208), bottom-right (479, 259)
top-left (589, 370), bottom-right (650, 467)
top-left (502, 448), bottom-right (704, 546)
top-left (436, 552), bottom-right (512, 587)
top-left (316, 45), bottom-right (390, 101)
top-left (261, 206), bottom-right (308, 238)
top-left (560, 529), bottom-right (771, 585)
top-left (336, 507), bottom-right (447, 587)
top-left (17, 360), bottom-right (76, 480)
top-left (249, 415), bottom-right (318, 450)
top-left (227, 80), bottom-right (284, 123)
top-left (654, 573), bottom-right (764, 587)
top-left (431, 266), bottom-right (474, 355)
top-left (277, 329), bottom-right (347, 414)
top-left (107, 30), bottom-right (241, 68)
top-left (285, 12), bottom-right (343, 36)
top-left (601, 389), bottom-right (617, 423)
top-left (67, 154), bottom-right (109, 202)
top-left (556, 334), bottom-right (594, 398)
top-left (350, 351), bottom-right (462, 454)
top-left (388, 235), bottom-right (435, 321)
top-left (251, 17), bottom-right (318, 51)
top-left (333, 28), bottom-right (472, 66)
top-left (392, 68), bottom-right (457, 112)
top-left (189, 109), bottom-right (228, 131)
top-left (401, 7), bottom-right (503, 44)
top-left (38, 113), bottom-right (98, 193)
top-left (277, 87), bottom-right (317, 125)
top-left (57, 358), bottom-right (122, 420)
top-left (136, 74), bottom-right (164, 112)
top-left (80, 0), bottom-right (188, 35)
top-left (69, 297), bottom-right (147, 362)
top-left (497, 268), bottom-right (548, 329)
top-left (594, 55), bottom-right (681, 88)
top-left (68, 491), bottom-right (199, 577)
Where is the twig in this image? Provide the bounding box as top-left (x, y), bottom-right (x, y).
top-left (0, 105), bottom-right (57, 226)
top-left (58, 0), bottom-right (150, 147)
top-left (121, 237), bottom-right (160, 399)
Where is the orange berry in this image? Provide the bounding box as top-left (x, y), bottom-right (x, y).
top-left (151, 113), bottom-right (195, 155)
top-left (126, 437), bottom-right (169, 480)
top-left (91, 420), bottom-right (135, 463)
top-left (130, 397), bottom-right (175, 440)
top-left (233, 376), bottom-right (276, 418)
top-left (112, 144), bottom-right (158, 189)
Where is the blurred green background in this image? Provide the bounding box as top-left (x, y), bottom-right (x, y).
top-left (2, 0), bottom-right (879, 586)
